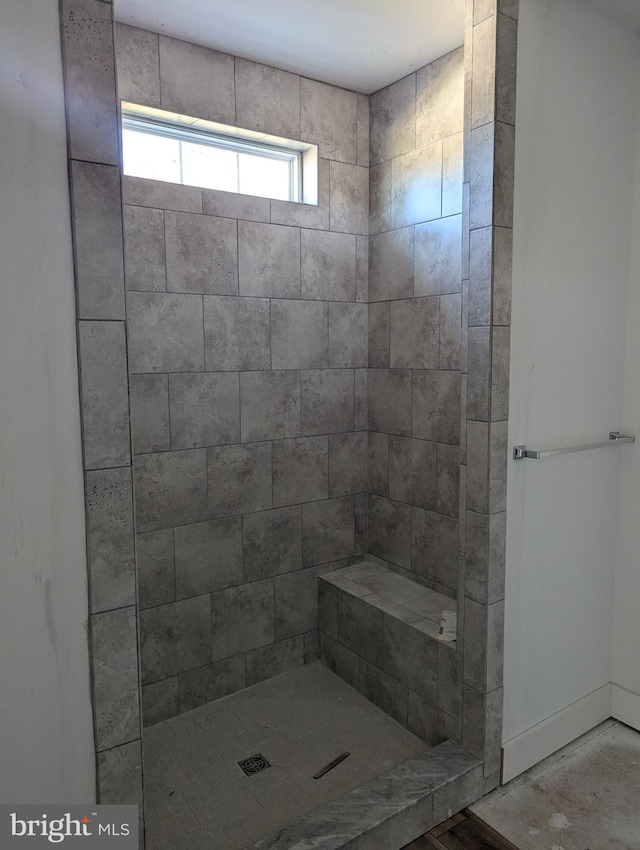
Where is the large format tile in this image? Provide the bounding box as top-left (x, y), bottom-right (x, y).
top-left (301, 370), bottom-right (354, 436)
top-left (130, 374), bottom-right (170, 454)
top-left (240, 371), bottom-right (301, 442)
top-left (246, 635), bottom-right (305, 686)
top-left (140, 595), bottom-right (212, 683)
top-left (303, 496), bottom-right (355, 567)
top-left (369, 228), bottom-right (414, 301)
top-left (369, 432), bottom-right (390, 496)
top-left (178, 656), bottom-right (246, 713)
top-left (412, 370), bottom-right (461, 445)
top-left (368, 495), bottom-right (412, 570)
top-left (414, 215), bottom-right (463, 297)
top-left (440, 293), bottom-right (462, 371)
top-left (301, 230), bottom-right (356, 301)
top-left (159, 35), bottom-right (235, 124)
top-left (275, 567), bottom-right (321, 640)
top-left (270, 158), bottom-right (330, 230)
top-left (273, 436), bottom-right (329, 507)
top-left (329, 432), bottom-right (368, 497)
top-left (114, 24), bottom-right (160, 107)
top-left (208, 442), bottom-right (272, 517)
top-left (235, 57), bottom-right (301, 139)
top-left (170, 372), bottom-right (240, 448)
top-left (443, 132), bottom-right (464, 216)
top-left (92, 606), bottom-right (140, 749)
top-left (370, 74), bottom-right (416, 164)
top-left (330, 162), bottom-right (369, 235)
top-left (174, 516), bottom-right (242, 598)
top-left (78, 321), bottom-right (130, 469)
top-left (301, 78), bottom-right (357, 163)
top-left (127, 291), bottom-right (204, 373)
top-left (71, 162), bottom-right (124, 320)
top-left (165, 211), bottom-right (238, 295)
top-left (368, 302), bottom-right (390, 368)
top-left (202, 188), bottom-right (270, 223)
top-left (329, 302), bottom-right (367, 368)
top-left (390, 297), bottom-right (440, 369)
top-left (391, 143), bottom-right (442, 229)
top-left (359, 660), bottom-right (410, 727)
top-left (97, 740), bottom-right (142, 807)
top-left (123, 176), bottom-right (202, 213)
top-left (416, 47), bottom-right (464, 146)
top-left (243, 505), bottom-right (303, 580)
top-left (211, 579), bottom-right (275, 661)
top-left (134, 449), bottom-right (209, 533)
top-left (204, 295), bottom-right (270, 371)
top-left (389, 436), bottom-right (437, 511)
top-left (86, 467), bottom-right (135, 613)
top-left (123, 205), bottom-right (165, 292)
top-left (136, 529), bottom-right (175, 610)
top-left (412, 507), bottom-right (459, 590)
top-left (381, 615), bottom-right (438, 703)
top-left (271, 299), bottom-right (329, 369)
top-left (142, 677), bottom-right (179, 726)
top-left (370, 161), bottom-right (391, 234)
top-left (238, 221), bottom-right (301, 298)
top-left (368, 369), bottom-right (412, 436)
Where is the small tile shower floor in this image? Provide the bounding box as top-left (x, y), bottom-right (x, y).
top-left (144, 661), bottom-right (428, 850)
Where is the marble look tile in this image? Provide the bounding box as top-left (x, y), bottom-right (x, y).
top-left (329, 303), bottom-right (367, 368)
top-left (165, 211), bottom-right (238, 295)
top-left (238, 221), bottom-right (300, 298)
top-left (368, 369), bottom-right (412, 437)
top-left (243, 505), bottom-right (303, 580)
top-left (275, 567), bottom-right (321, 640)
top-left (391, 143), bottom-right (442, 229)
top-left (330, 162), bottom-right (369, 235)
top-left (437, 443), bottom-right (460, 518)
top-left (303, 496), bottom-right (355, 567)
top-left (357, 94), bottom-right (370, 167)
top-left (236, 57), bottom-right (301, 139)
top-left (97, 740), bottom-right (142, 806)
top-left (412, 507), bottom-right (458, 590)
top-left (178, 656), bottom-right (246, 712)
top-left (202, 188), bottom-right (270, 223)
top-left (414, 215), bottom-right (462, 297)
top-left (140, 595), bottom-right (211, 684)
top-left (359, 660), bottom-right (409, 727)
top-left (271, 158), bottom-right (330, 230)
top-left (388, 436), bottom-right (437, 511)
top-left (471, 16), bottom-right (497, 130)
top-left (136, 529), bottom-right (175, 610)
top-left (271, 300), bottom-right (329, 370)
top-left (416, 47), bottom-right (464, 146)
top-left (91, 606), bottom-right (140, 749)
top-left (142, 677), bottom-right (179, 726)
top-left (123, 205), bottom-right (165, 292)
top-left (368, 495), bottom-right (412, 570)
top-left (204, 295), bottom-right (270, 371)
top-left (114, 24), bottom-right (160, 107)
top-left (390, 297), bottom-right (440, 370)
top-left (127, 291), bottom-right (204, 373)
top-left (211, 579), bottom-right (274, 662)
top-left (369, 228), bottom-right (414, 301)
top-left (301, 370), bottom-right (354, 436)
top-left (370, 74), bottom-right (416, 164)
top-left (86, 468), bottom-right (135, 613)
top-left (170, 372), bottom-right (240, 448)
top-left (208, 441), bottom-right (272, 517)
top-left (369, 161), bottom-right (391, 235)
top-left (129, 374), bottom-right (169, 455)
top-left (71, 162), bottom-right (124, 320)
top-left (134, 449), bottom-right (209, 533)
top-left (467, 326), bottom-right (491, 420)
top-left (412, 370), bottom-right (461, 445)
top-left (301, 230), bottom-right (356, 301)
top-left (432, 762), bottom-right (483, 824)
top-left (440, 293), bottom-right (462, 370)
top-left (61, 0), bottom-right (119, 165)
top-left (246, 635), bottom-right (305, 686)
top-left (241, 371), bottom-right (301, 442)
top-left (123, 176), bottom-right (202, 214)
top-left (159, 35), bottom-right (235, 124)
top-left (443, 132), bottom-right (464, 217)
top-left (368, 303), bottom-right (390, 369)
top-left (301, 78), bottom-right (357, 163)
top-left (329, 432), bottom-right (368, 497)
top-left (174, 516), bottom-right (242, 598)
top-left (78, 321), bottom-right (130, 468)
top-left (369, 432), bottom-right (389, 497)
top-left (273, 436), bottom-right (329, 507)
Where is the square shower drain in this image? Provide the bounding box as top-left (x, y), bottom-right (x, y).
top-left (238, 754), bottom-right (271, 776)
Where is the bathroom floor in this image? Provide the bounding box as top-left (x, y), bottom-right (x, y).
top-left (143, 662), bottom-right (428, 850)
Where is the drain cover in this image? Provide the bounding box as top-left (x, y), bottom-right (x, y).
top-left (238, 754), bottom-right (271, 776)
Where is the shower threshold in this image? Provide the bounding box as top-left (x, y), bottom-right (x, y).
top-left (143, 663), bottom-right (481, 850)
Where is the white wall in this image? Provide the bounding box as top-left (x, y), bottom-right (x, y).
top-left (612, 83), bottom-right (640, 729)
top-left (0, 0), bottom-right (96, 803)
top-left (503, 0), bottom-right (640, 777)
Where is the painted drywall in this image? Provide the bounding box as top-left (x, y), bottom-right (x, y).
top-left (503, 0), bottom-right (639, 766)
top-left (612, 83), bottom-right (640, 730)
top-left (0, 0), bottom-right (96, 803)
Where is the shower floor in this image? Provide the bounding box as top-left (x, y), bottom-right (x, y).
top-left (143, 661), bottom-right (428, 850)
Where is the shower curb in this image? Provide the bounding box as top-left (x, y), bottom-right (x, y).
top-left (254, 740), bottom-right (482, 850)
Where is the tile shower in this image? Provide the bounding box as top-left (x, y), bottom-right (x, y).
top-left (59, 0), bottom-right (516, 847)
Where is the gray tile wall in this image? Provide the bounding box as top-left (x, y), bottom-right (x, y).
top-left (116, 26), bottom-right (370, 725)
top-left (368, 48), bottom-right (465, 599)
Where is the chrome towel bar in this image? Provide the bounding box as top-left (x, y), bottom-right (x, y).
top-left (513, 431), bottom-right (635, 461)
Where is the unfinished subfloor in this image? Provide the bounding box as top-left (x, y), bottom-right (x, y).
top-left (143, 662), bottom-right (428, 849)
top-left (472, 720), bottom-right (640, 850)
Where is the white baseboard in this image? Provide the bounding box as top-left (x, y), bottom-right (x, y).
top-left (611, 684), bottom-right (640, 732)
top-left (501, 684), bottom-right (612, 783)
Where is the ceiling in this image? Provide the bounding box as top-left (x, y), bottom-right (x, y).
top-left (113, 0), bottom-right (465, 94)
